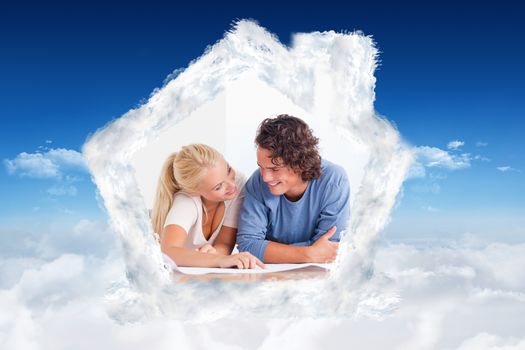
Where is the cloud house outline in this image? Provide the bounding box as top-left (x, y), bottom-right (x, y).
top-left (82, 19), bottom-right (412, 320)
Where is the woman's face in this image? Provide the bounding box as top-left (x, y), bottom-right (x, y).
top-left (198, 157), bottom-right (238, 203)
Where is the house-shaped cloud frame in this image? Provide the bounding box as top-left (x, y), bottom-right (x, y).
top-left (83, 20), bottom-right (412, 319)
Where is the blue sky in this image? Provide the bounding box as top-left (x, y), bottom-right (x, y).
top-left (1, 1), bottom-right (523, 241)
top-left (2, 3), bottom-right (525, 349)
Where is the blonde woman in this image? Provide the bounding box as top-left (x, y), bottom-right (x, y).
top-left (151, 144), bottom-right (264, 269)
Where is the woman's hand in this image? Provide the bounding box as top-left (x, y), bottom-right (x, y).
top-left (196, 243), bottom-right (218, 254)
top-left (218, 252), bottom-right (265, 269)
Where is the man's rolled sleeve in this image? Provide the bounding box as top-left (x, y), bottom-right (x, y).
top-left (238, 238), bottom-right (269, 262)
top-left (290, 240), bottom-right (312, 247)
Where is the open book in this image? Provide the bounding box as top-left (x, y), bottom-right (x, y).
top-left (163, 254), bottom-right (332, 275)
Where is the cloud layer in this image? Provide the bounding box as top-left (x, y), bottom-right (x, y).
top-left (2, 225), bottom-right (524, 349)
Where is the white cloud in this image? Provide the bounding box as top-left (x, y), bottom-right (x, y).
top-left (46, 185), bottom-right (78, 196)
top-left (4, 148), bottom-right (87, 179)
top-left (423, 206), bottom-right (440, 212)
top-left (409, 144), bottom-right (490, 180)
top-left (47, 148), bottom-right (86, 167)
top-left (474, 155), bottom-right (491, 162)
top-left (416, 146), bottom-right (471, 170)
top-left (4, 152), bottom-right (59, 178)
top-left (447, 140), bottom-right (465, 151)
top-left (455, 333), bottom-right (525, 350)
top-left (410, 183), bottom-right (441, 194)
top-left (14, 254), bottom-right (86, 307)
top-left (0, 219), bottom-right (117, 266)
top-left (497, 166), bottom-right (520, 173)
top-left (476, 141), bottom-right (488, 147)
top-left (1, 236), bottom-right (525, 349)
top-left (408, 161), bottom-right (427, 178)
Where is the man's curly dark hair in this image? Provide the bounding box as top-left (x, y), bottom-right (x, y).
top-left (255, 114), bottom-right (322, 181)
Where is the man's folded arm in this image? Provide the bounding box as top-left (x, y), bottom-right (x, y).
top-left (236, 185), bottom-right (313, 263)
top-left (262, 241), bottom-right (312, 263)
top-left (311, 181), bottom-right (351, 243)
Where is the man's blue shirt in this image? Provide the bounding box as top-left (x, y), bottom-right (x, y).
top-left (236, 159), bottom-right (351, 262)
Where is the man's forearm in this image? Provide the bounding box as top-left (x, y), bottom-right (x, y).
top-left (263, 241), bottom-right (312, 263)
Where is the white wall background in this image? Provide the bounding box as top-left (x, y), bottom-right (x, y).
top-left (132, 73), bottom-right (370, 210)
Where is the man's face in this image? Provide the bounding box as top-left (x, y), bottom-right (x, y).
top-left (256, 147), bottom-right (306, 199)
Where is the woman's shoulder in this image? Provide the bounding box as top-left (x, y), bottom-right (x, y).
top-left (164, 192), bottom-right (202, 229)
top-left (170, 192), bottom-right (201, 212)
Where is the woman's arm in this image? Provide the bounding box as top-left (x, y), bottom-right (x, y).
top-left (161, 224), bottom-right (263, 268)
top-left (212, 225), bottom-right (237, 255)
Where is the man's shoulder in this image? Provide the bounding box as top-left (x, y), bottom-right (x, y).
top-left (243, 169), bottom-right (277, 206)
top-left (246, 169), bottom-right (262, 186)
top-left (245, 169), bottom-right (266, 196)
top-left (319, 159), bottom-right (349, 186)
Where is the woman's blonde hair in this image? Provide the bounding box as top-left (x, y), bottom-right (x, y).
top-left (151, 143), bottom-right (222, 235)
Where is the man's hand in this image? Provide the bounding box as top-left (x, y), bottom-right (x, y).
top-left (306, 226), bottom-right (339, 263)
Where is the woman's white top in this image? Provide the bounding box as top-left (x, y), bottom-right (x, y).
top-left (163, 171), bottom-right (246, 250)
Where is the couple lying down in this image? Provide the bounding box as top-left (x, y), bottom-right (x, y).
top-left (151, 114), bottom-right (350, 270)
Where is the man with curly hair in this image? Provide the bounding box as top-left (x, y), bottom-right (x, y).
top-left (237, 114), bottom-right (351, 263)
